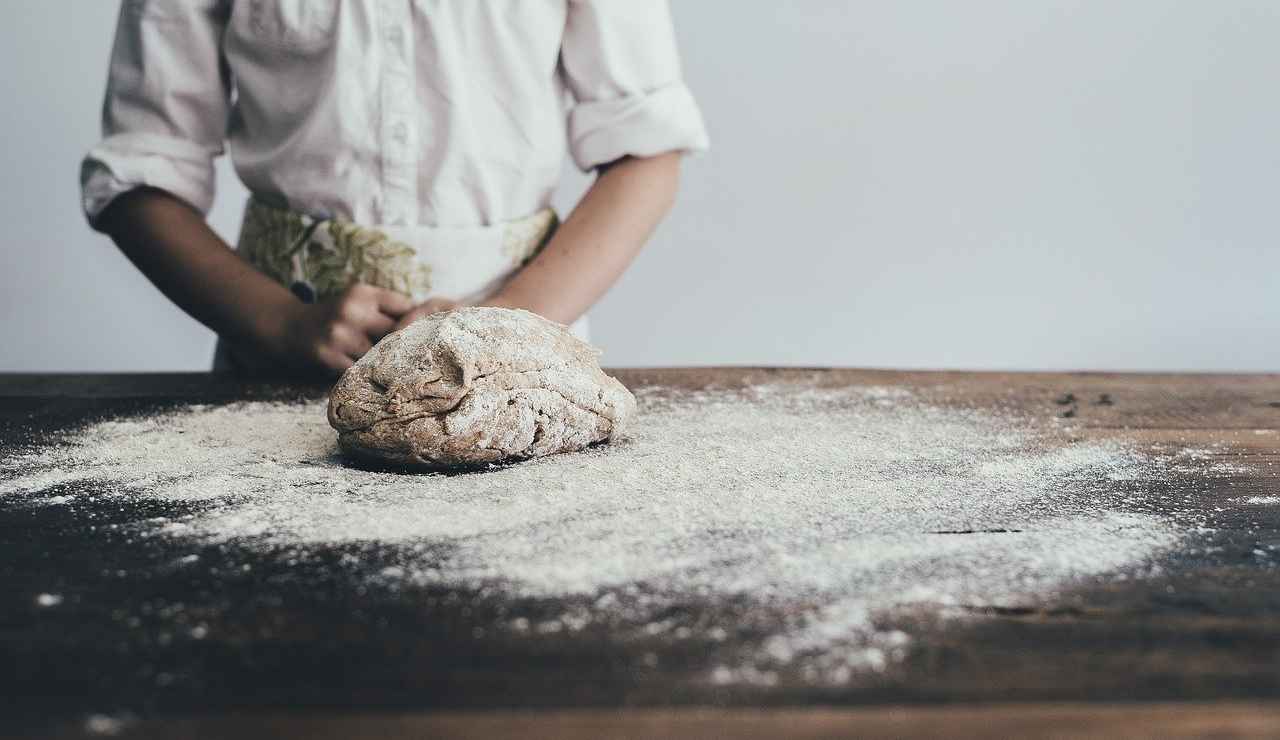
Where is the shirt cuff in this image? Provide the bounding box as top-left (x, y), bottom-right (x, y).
top-left (80, 133), bottom-right (218, 231)
top-left (567, 81), bottom-right (710, 172)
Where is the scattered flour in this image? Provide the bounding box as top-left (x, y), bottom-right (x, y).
top-left (83, 714), bottom-right (130, 736)
top-left (1243, 496), bottom-right (1280, 505)
top-left (2, 382), bottom-right (1197, 684)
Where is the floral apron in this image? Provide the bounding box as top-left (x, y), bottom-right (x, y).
top-left (213, 198), bottom-right (587, 373)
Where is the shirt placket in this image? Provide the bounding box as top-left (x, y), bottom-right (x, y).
top-left (379, 0), bottom-right (418, 226)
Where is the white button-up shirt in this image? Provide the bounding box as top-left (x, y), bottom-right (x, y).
top-left (82, 0), bottom-right (709, 229)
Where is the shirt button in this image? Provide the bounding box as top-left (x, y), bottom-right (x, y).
top-left (392, 122), bottom-right (409, 143)
top-left (387, 26), bottom-right (404, 46)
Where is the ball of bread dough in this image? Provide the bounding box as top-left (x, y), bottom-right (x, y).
top-left (327, 307), bottom-right (636, 469)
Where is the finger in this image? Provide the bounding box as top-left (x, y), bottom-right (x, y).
top-left (394, 306), bottom-right (429, 332)
top-left (316, 346), bottom-right (354, 377)
top-left (360, 311), bottom-right (396, 341)
top-left (331, 324), bottom-right (373, 358)
top-left (372, 287), bottom-right (414, 318)
top-left (395, 299), bottom-right (454, 331)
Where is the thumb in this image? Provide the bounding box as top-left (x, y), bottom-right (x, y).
top-left (373, 287), bottom-right (414, 318)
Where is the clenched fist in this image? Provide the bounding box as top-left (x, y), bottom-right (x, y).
top-left (274, 283), bottom-right (414, 375)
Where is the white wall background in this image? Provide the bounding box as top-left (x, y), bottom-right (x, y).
top-left (3, 1), bottom-right (1278, 372)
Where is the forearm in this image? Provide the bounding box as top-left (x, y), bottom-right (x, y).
top-left (97, 188), bottom-right (297, 353)
top-left (485, 152), bottom-right (682, 325)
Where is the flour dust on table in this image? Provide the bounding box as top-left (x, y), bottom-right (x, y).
top-left (0, 380), bottom-right (1236, 685)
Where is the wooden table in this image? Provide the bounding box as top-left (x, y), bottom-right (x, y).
top-left (2, 370), bottom-right (1279, 739)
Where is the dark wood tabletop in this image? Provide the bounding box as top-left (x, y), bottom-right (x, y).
top-left (3, 370), bottom-right (1279, 739)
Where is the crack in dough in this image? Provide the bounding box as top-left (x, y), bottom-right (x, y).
top-left (327, 307), bottom-right (636, 469)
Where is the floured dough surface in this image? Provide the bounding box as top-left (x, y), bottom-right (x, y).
top-left (327, 307), bottom-right (636, 469)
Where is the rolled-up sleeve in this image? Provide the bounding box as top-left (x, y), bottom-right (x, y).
top-left (560, 1), bottom-right (709, 172)
top-left (80, 0), bottom-right (231, 229)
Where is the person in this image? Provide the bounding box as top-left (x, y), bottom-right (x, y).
top-left (81, 1), bottom-right (708, 376)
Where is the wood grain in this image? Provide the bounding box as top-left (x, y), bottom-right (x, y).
top-left (32, 703), bottom-right (1280, 740)
top-left (3, 370), bottom-right (1279, 737)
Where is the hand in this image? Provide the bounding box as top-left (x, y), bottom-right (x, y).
top-left (272, 283), bottom-right (413, 376)
top-left (393, 296), bottom-right (461, 331)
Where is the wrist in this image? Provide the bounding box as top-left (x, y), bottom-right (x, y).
top-left (479, 291), bottom-right (521, 311)
top-left (481, 292), bottom-right (582, 327)
top-left (246, 292), bottom-right (305, 357)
